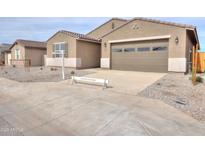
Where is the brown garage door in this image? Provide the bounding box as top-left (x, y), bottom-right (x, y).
top-left (111, 39), bottom-right (169, 72)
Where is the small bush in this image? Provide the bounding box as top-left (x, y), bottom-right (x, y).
top-left (70, 70), bottom-right (75, 75)
top-left (50, 67), bottom-right (57, 71)
top-left (196, 76), bottom-right (204, 83)
top-left (156, 82), bottom-right (161, 86)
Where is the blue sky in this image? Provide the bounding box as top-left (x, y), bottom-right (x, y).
top-left (0, 17), bottom-right (204, 51)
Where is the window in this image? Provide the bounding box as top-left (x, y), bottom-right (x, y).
top-left (137, 47), bottom-right (150, 52)
top-left (124, 48), bottom-right (135, 52)
top-left (15, 49), bottom-right (20, 59)
top-left (112, 48), bottom-right (123, 52)
top-left (53, 42), bottom-right (68, 58)
top-left (152, 46), bottom-right (168, 51)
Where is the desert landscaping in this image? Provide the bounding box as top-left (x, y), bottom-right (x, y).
top-left (0, 66), bottom-right (95, 82)
top-left (139, 73), bottom-right (205, 121)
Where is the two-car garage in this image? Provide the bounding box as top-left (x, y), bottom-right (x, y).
top-left (110, 39), bottom-right (169, 72)
top-left (100, 18), bottom-right (199, 73)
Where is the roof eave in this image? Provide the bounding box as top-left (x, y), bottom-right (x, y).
top-left (186, 27), bottom-right (200, 49)
top-left (77, 38), bottom-right (101, 44)
top-left (47, 31), bottom-right (62, 42)
top-left (24, 46), bottom-right (46, 49)
top-left (9, 41), bottom-right (18, 50)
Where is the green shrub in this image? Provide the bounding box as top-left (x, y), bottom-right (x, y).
top-left (70, 70), bottom-right (75, 75)
top-left (196, 76), bottom-right (204, 83)
top-left (50, 67), bottom-right (57, 71)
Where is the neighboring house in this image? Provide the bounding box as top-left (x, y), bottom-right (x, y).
top-left (87, 17), bottom-right (199, 73)
top-left (0, 43), bottom-right (11, 65)
top-left (9, 39), bottom-right (46, 66)
top-left (46, 30), bottom-right (101, 69)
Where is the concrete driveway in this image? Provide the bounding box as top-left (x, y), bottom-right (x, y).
top-left (84, 69), bottom-right (166, 95)
top-left (0, 77), bottom-right (205, 136)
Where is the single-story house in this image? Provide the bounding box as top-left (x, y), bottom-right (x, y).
top-left (87, 17), bottom-right (199, 73)
top-left (46, 30), bottom-right (101, 69)
top-left (9, 39), bottom-right (46, 66)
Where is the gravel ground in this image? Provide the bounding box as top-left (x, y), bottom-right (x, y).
top-left (0, 66), bottom-right (95, 82)
top-left (138, 73), bottom-right (205, 121)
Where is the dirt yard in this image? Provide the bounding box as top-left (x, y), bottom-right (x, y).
top-left (0, 66), bottom-right (95, 82)
top-left (138, 73), bottom-right (205, 121)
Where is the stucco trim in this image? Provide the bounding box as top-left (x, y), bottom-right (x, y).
top-left (77, 38), bottom-right (101, 44)
top-left (108, 35), bottom-right (171, 43)
top-left (46, 57), bottom-right (81, 68)
top-left (168, 58), bottom-right (186, 72)
top-left (100, 58), bottom-right (110, 68)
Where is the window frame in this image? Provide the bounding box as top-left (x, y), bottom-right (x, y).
top-left (15, 49), bottom-right (20, 59)
top-left (52, 42), bottom-right (67, 58)
top-left (112, 48), bottom-right (123, 53)
top-left (124, 48), bottom-right (136, 52)
top-left (152, 46), bottom-right (168, 52)
top-left (137, 47), bottom-right (150, 52)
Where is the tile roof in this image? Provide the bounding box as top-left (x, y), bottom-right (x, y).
top-left (0, 44), bottom-right (11, 52)
top-left (134, 17), bottom-right (196, 29)
top-left (47, 30), bottom-right (101, 43)
top-left (101, 17), bottom-right (196, 38)
top-left (10, 39), bottom-right (46, 49)
top-left (59, 30), bottom-right (101, 42)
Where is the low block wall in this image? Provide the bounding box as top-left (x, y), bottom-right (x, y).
top-left (46, 57), bottom-right (82, 68)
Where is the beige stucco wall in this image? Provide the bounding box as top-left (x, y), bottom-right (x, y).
top-left (47, 32), bottom-right (77, 58)
top-left (101, 19), bottom-right (187, 59)
top-left (25, 47), bottom-right (46, 66)
top-left (76, 40), bottom-right (101, 68)
top-left (11, 44), bottom-right (26, 59)
top-left (87, 19), bottom-right (127, 39)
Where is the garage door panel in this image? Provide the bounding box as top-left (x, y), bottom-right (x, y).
top-left (112, 60), bottom-right (168, 67)
top-left (111, 39), bottom-right (169, 48)
top-left (112, 59), bottom-right (168, 65)
top-left (112, 51), bottom-right (168, 56)
top-left (111, 39), bottom-right (168, 72)
top-left (112, 64), bottom-right (168, 72)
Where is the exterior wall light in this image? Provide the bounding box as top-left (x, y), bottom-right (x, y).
top-left (175, 37), bottom-right (179, 44)
top-left (104, 42), bottom-right (107, 47)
